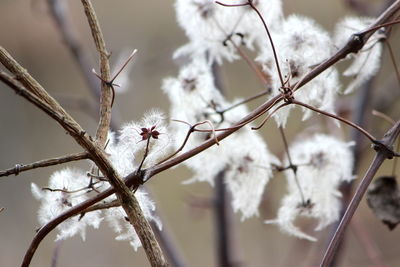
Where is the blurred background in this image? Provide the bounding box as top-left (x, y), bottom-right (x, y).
top-left (1, 0), bottom-right (400, 266)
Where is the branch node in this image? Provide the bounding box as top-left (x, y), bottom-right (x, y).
top-left (14, 164), bottom-right (21, 176)
top-left (372, 140), bottom-right (395, 159)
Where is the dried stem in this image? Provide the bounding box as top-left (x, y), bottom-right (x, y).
top-left (251, 102), bottom-right (289, 130)
top-left (320, 120), bottom-right (400, 266)
top-left (137, 136), bottom-right (152, 173)
top-left (80, 0), bottom-right (112, 146)
top-left (0, 49), bottom-right (167, 267)
top-left (291, 100), bottom-right (376, 142)
top-left (372, 109), bottom-right (396, 125)
top-left (217, 88), bottom-right (271, 114)
top-left (157, 120), bottom-right (218, 164)
top-left (0, 152), bottom-right (89, 177)
top-left (4, 3), bottom-right (400, 263)
top-left (216, 0), bottom-right (285, 86)
top-left (278, 127), bottom-right (306, 205)
top-left (326, 76), bottom-right (375, 267)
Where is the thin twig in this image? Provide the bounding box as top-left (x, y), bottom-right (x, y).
top-left (291, 100), bottom-right (376, 142)
top-left (228, 39), bottom-right (270, 87)
top-left (320, 120), bottom-right (400, 266)
top-left (216, 0), bottom-right (285, 86)
top-left (0, 152), bottom-right (89, 177)
top-left (80, 0), bottom-right (112, 146)
top-left (137, 137), bottom-right (152, 173)
top-left (372, 109), bottom-right (396, 125)
top-left (217, 88), bottom-right (271, 114)
top-left (278, 127), bottom-right (306, 205)
top-left (251, 102), bottom-right (289, 130)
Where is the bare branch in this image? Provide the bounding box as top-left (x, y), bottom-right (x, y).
top-left (80, 0), bottom-right (112, 146)
top-left (0, 48), bottom-right (167, 267)
top-left (291, 100), bottom-right (376, 142)
top-left (0, 152), bottom-right (89, 177)
top-left (372, 109), bottom-right (396, 125)
top-left (321, 120), bottom-right (400, 266)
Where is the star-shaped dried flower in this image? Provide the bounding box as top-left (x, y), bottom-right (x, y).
top-left (139, 126), bottom-right (160, 141)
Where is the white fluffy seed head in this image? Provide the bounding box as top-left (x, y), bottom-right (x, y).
top-left (31, 168), bottom-right (102, 241)
top-left (266, 134), bottom-right (354, 241)
top-left (257, 15), bottom-right (340, 127)
top-left (118, 109), bottom-right (172, 170)
top-left (174, 0), bottom-right (283, 64)
top-left (104, 190), bottom-right (161, 251)
top-left (163, 57), bottom-right (279, 219)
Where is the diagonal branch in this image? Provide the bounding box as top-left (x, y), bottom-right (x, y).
top-left (320, 120), bottom-right (400, 266)
top-left (0, 152), bottom-right (89, 177)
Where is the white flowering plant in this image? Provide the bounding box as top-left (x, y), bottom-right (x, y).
top-left (0, 0), bottom-right (400, 266)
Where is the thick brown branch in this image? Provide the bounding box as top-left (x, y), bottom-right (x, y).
top-left (0, 152), bottom-right (89, 177)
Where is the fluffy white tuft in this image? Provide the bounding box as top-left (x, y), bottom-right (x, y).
top-left (118, 109), bottom-right (172, 170)
top-left (257, 14), bottom-right (340, 127)
top-left (174, 0), bottom-right (283, 64)
top-left (104, 190), bottom-right (161, 251)
top-left (266, 134), bottom-right (354, 241)
top-left (31, 168), bottom-right (102, 241)
top-left (163, 58), bottom-right (279, 218)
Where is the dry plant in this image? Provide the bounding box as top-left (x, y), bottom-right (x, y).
top-left (1, 0), bottom-right (400, 266)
